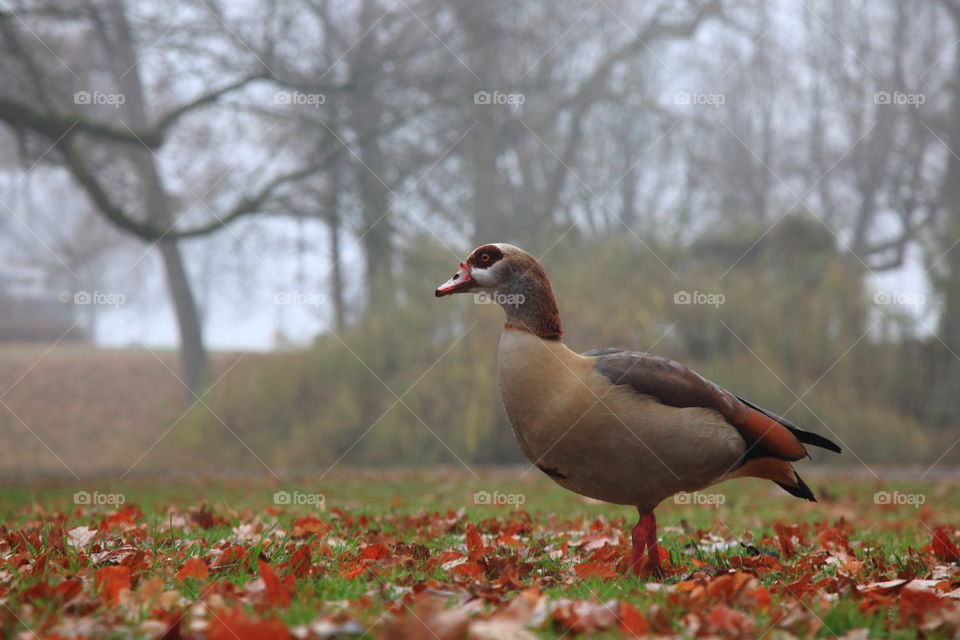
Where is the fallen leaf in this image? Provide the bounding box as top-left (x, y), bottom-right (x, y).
top-left (932, 527), bottom-right (960, 563)
top-left (66, 526), bottom-right (97, 549)
top-left (95, 565), bottom-right (131, 605)
top-left (619, 601), bottom-right (649, 637)
top-left (176, 557), bottom-right (209, 581)
top-left (258, 560), bottom-right (292, 607)
top-left (209, 608), bottom-right (290, 640)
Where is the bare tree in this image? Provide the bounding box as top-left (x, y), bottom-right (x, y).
top-left (0, 0), bottom-right (322, 391)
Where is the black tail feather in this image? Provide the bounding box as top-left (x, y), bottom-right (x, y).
top-left (787, 425), bottom-right (842, 454)
top-left (736, 395), bottom-right (842, 454)
top-left (776, 471), bottom-right (817, 502)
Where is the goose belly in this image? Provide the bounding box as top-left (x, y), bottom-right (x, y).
top-left (520, 386), bottom-right (746, 509)
top-left (497, 333), bottom-right (746, 509)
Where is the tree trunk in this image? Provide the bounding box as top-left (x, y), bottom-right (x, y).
top-left (456, 1), bottom-right (502, 245)
top-left (327, 213), bottom-right (346, 333)
top-left (321, 11), bottom-right (346, 333)
top-left (158, 241), bottom-right (209, 391)
top-left (325, 163), bottom-right (346, 332)
top-left (931, 12), bottom-right (960, 426)
top-left (348, 0), bottom-right (394, 312)
top-left (101, 0), bottom-right (209, 392)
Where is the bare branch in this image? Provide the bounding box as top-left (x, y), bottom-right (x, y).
top-left (62, 139), bottom-right (327, 240)
top-left (152, 73), bottom-right (268, 133)
top-left (0, 98), bottom-right (162, 146)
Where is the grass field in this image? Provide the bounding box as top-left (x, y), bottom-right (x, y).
top-left (1, 469), bottom-right (958, 638)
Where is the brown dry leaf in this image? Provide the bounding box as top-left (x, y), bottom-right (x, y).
top-left (208, 607), bottom-right (291, 640)
top-left (551, 598), bottom-right (619, 634)
top-left (618, 602), bottom-right (650, 637)
top-left (572, 561), bottom-right (618, 579)
top-left (292, 517), bottom-right (331, 538)
top-left (66, 526), bottom-right (97, 549)
top-left (382, 593), bottom-right (471, 640)
top-left (176, 557), bottom-right (209, 581)
top-left (95, 565), bottom-right (131, 605)
top-left (704, 604), bottom-right (754, 638)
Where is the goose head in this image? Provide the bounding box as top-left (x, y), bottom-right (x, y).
top-left (435, 243), bottom-right (563, 340)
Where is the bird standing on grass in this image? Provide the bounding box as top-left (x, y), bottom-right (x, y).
top-left (435, 243), bottom-right (841, 576)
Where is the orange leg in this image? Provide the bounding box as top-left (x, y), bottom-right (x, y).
top-left (629, 509), bottom-right (661, 576)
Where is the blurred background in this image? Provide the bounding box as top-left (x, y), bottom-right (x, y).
top-left (0, 0), bottom-right (957, 481)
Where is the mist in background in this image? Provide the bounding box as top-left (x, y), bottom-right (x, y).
top-left (1, 0), bottom-right (959, 480)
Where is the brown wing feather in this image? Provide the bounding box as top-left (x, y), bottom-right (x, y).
top-left (585, 349), bottom-right (808, 461)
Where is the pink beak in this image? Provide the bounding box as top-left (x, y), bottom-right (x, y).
top-left (435, 262), bottom-right (474, 297)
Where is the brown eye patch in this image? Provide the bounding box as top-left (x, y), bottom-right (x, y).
top-left (467, 244), bottom-right (503, 268)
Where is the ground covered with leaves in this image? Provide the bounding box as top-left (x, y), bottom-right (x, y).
top-left (1, 469), bottom-right (958, 639)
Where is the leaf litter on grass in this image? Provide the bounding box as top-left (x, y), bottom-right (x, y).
top-left (1, 478), bottom-right (959, 638)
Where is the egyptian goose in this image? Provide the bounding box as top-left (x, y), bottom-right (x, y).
top-left (435, 243), bottom-right (841, 576)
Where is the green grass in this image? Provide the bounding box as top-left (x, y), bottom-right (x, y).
top-left (0, 470), bottom-right (957, 638)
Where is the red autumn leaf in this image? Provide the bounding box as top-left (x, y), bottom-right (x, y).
top-left (176, 557), bottom-right (209, 582)
top-left (7, 552), bottom-right (30, 570)
top-left (291, 517), bottom-right (330, 538)
top-left (120, 550), bottom-right (149, 574)
top-left (573, 561), bottom-right (618, 579)
top-left (437, 550), bottom-right (463, 563)
top-left (552, 599), bottom-right (619, 633)
top-left (187, 505), bottom-right (221, 529)
top-left (465, 523), bottom-right (484, 562)
top-left (281, 545), bottom-right (311, 578)
top-left (95, 565), bottom-right (131, 604)
top-left (55, 578), bottom-right (83, 602)
top-left (148, 610), bottom-right (182, 639)
top-left (931, 527), bottom-right (959, 563)
top-left (22, 582), bottom-right (53, 602)
top-left (619, 601), bottom-right (650, 636)
top-left (706, 572), bottom-right (755, 604)
top-left (745, 587), bottom-right (772, 610)
top-left (25, 579), bottom-right (83, 605)
top-left (899, 586), bottom-right (946, 624)
top-left (497, 532), bottom-right (520, 547)
top-left (859, 592), bottom-right (894, 613)
top-left (208, 608), bottom-right (290, 640)
top-left (258, 560), bottom-right (292, 607)
top-left (706, 574), bottom-right (736, 601)
top-left (493, 563), bottom-right (525, 590)
top-left (705, 604), bottom-right (754, 637)
top-left (214, 545), bottom-right (248, 569)
top-left (360, 542), bottom-right (390, 561)
top-left (339, 562), bottom-right (365, 579)
top-left (451, 562), bottom-right (484, 578)
top-left (777, 534), bottom-right (795, 558)
top-left (784, 576), bottom-right (816, 599)
top-left (587, 546), bottom-right (621, 563)
top-left (99, 505), bottom-right (143, 531)
top-left (654, 545), bottom-right (669, 565)
top-left (816, 527), bottom-right (852, 553)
